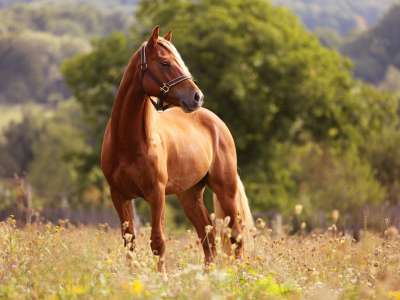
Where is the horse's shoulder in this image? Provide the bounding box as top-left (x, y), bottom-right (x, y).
top-left (160, 107), bottom-right (228, 132)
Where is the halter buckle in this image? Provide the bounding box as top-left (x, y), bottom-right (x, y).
top-left (160, 83), bottom-right (170, 94)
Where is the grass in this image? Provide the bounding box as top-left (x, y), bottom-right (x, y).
top-left (0, 217), bottom-right (399, 300)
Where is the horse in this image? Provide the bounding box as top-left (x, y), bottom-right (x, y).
top-left (100, 26), bottom-right (254, 272)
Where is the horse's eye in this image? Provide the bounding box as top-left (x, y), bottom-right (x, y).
top-left (160, 61), bottom-right (170, 67)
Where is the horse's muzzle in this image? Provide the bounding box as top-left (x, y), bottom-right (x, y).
top-left (181, 90), bottom-right (204, 112)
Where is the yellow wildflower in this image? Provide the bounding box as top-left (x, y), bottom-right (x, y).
top-left (69, 285), bottom-right (87, 295)
top-left (389, 290), bottom-right (400, 300)
top-left (130, 279), bottom-right (144, 296)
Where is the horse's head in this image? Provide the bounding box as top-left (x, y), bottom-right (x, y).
top-left (140, 26), bottom-right (204, 112)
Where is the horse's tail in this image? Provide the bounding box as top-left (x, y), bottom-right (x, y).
top-left (213, 175), bottom-right (254, 254)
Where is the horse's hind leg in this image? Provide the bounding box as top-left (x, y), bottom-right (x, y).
top-left (177, 182), bottom-right (216, 264)
top-left (207, 175), bottom-right (244, 259)
top-left (111, 190), bottom-right (135, 251)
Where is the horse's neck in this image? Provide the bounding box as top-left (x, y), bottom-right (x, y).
top-left (110, 55), bottom-right (156, 154)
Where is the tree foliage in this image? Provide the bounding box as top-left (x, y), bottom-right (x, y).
top-left (0, 113), bottom-right (41, 177)
top-left (28, 101), bottom-right (92, 208)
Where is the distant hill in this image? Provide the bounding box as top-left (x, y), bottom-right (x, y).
top-left (0, 2), bottom-right (135, 105)
top-left (0, 0), bottom-right (138, 9)
top-left (341, 4), bottom-right (400, 85)
top-left (273, 0), bottom-right (398, 35)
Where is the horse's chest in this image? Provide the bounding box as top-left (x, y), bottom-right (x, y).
top-left (110, 152), bottom-right (164, 198)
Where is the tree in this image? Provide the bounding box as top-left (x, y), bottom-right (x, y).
top-left (0, 113), bottom-right (41, 177)
top-left (28, 101), bottom-right (92, 208)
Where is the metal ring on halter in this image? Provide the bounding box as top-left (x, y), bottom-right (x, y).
top-left (160, 83), bottom-right (170, 94)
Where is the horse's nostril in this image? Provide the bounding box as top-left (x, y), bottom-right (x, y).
top-left (194, 92), bottom-right (201, 103)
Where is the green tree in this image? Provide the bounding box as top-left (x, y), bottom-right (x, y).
top-left (363, 127), bottom-right (400, 205)
top-left (28, 101), bottom-right (92, 208)
top-left (0, 113), bottom-right (40, 177)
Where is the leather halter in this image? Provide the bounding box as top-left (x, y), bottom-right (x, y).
top-left (140, 42), bottom-right (192, 110)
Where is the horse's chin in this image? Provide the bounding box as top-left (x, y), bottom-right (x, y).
top-left (180, 101), bottom-right (201, 113)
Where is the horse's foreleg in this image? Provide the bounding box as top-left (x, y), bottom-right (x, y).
top-left (146, 187), bottom-right (167, 274)
top-left (177, 183), bottom-right (216, 265)
top-left (111, 190), bottom-right (135, 251)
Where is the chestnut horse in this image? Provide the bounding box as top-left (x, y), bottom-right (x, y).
top-left (101, 26), bottom-right (253, 272)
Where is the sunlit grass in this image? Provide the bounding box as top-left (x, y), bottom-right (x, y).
top-left (0, 218), bottom-right (399, 299)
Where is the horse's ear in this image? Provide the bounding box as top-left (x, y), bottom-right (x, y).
top-left (148, 26), bottom-right (160, 47)
top-left (164, 31), bottom-right (172, 42)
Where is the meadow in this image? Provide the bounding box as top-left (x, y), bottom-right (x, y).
top-left (1, 217), bottom-right (399, 300)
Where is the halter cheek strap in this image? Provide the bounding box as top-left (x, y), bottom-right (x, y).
top-left (140, 43), bottom-right (192, 110)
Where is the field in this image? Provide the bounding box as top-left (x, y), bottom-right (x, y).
top-left (1, 218), bottom-right (399, 300)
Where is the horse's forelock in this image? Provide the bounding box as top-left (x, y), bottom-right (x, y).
top-left (157, 38), bottom-right (191, 76)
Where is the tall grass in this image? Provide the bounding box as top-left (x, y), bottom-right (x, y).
top-left (0, 217), bottom-right (399, 299)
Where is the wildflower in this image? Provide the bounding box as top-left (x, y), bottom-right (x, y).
top-left (67, 285), bottom-right (87, 296)
top-left (300, 222), bottom-right (307, 230)
top-left (224, 216), bottom-right (231, 227)
top-left (328, 224), bottom-right (337, 233)
top-left (331, 209), bottom-right (340, 223)
top-left (249, 226), bottom-right (258, 237)
top-left (215, 218), bottom-right (223, 228)
top-left (210, 213), bottom-right (216, 222)
top-left (295, 204), bottom-right (303, 215)
top-left (223, 227), bottom-right (232, 238)
top-left (384, 226), bottom-right (399, 240)
top-left (388, 290), bottom-right (400, 300)
top-left (130, 279), bottom-right (144, 296)
top-left (256, 276), bottom-right (293, 296)
top-left (256, 218), bottom-right (266, 229)
top-left (205, 225), bottom-right (213, 234)
top-left (236, 234), bottom-right (242, 242)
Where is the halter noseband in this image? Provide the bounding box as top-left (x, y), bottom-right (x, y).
top-left (140, 43), bottom-right (192, 110)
